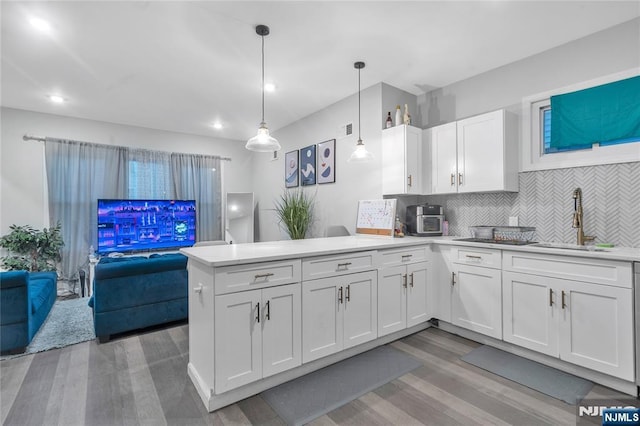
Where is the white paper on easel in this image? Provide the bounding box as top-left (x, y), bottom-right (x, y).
top-left (355, 199), bottom-right (396, 237)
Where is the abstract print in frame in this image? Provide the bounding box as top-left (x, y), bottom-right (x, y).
top-left (317, 139), bottom-right (335, 184)
top-left (285, 150), bottom-right (299, 188)
top-left (300, 144), bottom-right (316, 186)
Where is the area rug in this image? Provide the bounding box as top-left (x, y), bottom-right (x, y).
top-left (261, 345), bottom-right (422, 426)
top-left (461, 345), bottom-right (593, 405)
top-left (1, 297), bottom-right (95, 360)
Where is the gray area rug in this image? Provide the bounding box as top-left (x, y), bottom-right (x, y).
top-left (461, 345), bottom-right (593, 405)
top-left (2, 297), bottom-right (95, 360)
top-left (262, 345), bottom-right (422, 426)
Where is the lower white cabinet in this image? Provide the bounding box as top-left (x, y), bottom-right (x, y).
top-left (503, 271), bottom-right (634, 381)
top-left (214, 283), bottom-right (301, 392)
top-left (378, 261), bottom-right (430, 337)
top-left (302, 270), bottom-right (377, 363)
top-left (451, 263), bottom-right (502, 339)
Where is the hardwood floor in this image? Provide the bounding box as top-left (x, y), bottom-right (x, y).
top-left (0, 324), bottom-right (632, 425)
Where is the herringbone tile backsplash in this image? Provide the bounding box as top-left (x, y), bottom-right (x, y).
top-left (423, 162), bottom-right (640, 248)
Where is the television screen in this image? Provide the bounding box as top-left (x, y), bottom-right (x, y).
top-left (97, 199), bottom-right (196, 255)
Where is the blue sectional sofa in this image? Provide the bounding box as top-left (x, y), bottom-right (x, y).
top-left (89, 253), bottom-right (188, 342)
top-left (0, 270), bottom-right (57, 354)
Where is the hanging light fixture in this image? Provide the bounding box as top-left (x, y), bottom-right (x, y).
top-left (348, 61), bottom-right (373, 162)
top-left (246, 24), bottom-right (281, 152)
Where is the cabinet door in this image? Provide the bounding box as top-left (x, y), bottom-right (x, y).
top-left (302, 277), bottom-right (343, 363)
top-left (429, 122), bottom-right (457, 194)
top-left (214, 289), bottom-right (262, 392)
top-left (407, 261), bottom-right (429, 327)
top-left (262, 283), bottom-right (301, 378)
top-left (382, 125), bottom-right (421, 195)
top-left (456, 110), bottom-right (504, 193)
top-left (430, 246), bottom-right (453, 322)
top-left (378, 265), bottom-right (407, 337)
top-left (452, 264), bottom-right (502, 339)
top-left (502, 271), bottom-right (559, 357)
top-left (343, 271), bottom-right (378, 349)
top-left (558, 281), bottom-right (634, 381)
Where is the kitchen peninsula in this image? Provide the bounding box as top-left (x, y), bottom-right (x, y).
top-left (181, 236), bottom-right (640, 412)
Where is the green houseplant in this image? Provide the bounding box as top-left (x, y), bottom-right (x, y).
top-left (274, 189), bottom-right (314, 240)
top-left (0, 223), bottom-right (64, 271)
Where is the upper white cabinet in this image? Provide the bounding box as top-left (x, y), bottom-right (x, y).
top-left (425, 109), bottom-right (519, 194)
top-left (382, 125), bottom-right (423, 195)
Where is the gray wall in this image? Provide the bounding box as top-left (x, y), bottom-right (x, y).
top-left (415, 18), bottom-right (640, 247)
top-left (0, 107), bottom-right (253, 235)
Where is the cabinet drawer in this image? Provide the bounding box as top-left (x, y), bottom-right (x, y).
top-left (379, 246), bottom-right (429, 266)
top-left (452, 247), bottom-right (501, 269)
top-left (503, 251), bottom-right (632, 288)
top-left (215, 260), bottom-right (301, 295)
top-left (302, 251), bottom-right (376, 281)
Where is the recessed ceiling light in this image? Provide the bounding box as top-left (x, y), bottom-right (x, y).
top-left (29, 17), bottom-right (51, 32)
top-left (48, 95), bottom-right (65, 103)
top-left (212, 122), bottom-right (223, 130)
top-left (264, 83), bottom-right (276, 92)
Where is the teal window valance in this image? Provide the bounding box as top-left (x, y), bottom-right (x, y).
top-left (550, 75), bottom-right (640, 150)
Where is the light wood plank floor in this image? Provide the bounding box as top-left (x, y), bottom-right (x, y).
top-left (1, 324), bottom-right (633, 425)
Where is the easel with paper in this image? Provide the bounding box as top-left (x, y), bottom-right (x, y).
top-left (355, 199), bottom-right (396, 237)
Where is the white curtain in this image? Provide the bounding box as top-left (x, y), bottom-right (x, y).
top-left (128, 149), bottom-right (172, 199)
top-left (171, 153), bottom-right (222, 241)
top-left (45, 139), bottom-right (128, 280)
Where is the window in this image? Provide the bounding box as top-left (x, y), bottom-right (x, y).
top-left (522, 69), bottom-right (640, 171)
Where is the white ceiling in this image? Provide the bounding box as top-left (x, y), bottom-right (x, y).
top-left (2, 1), bottom-right (639, 142)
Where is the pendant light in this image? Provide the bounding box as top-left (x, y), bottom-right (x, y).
top-left (246, 25), bottom-right (281, 152)
top-left (348, 61), bottom-right (373, 162)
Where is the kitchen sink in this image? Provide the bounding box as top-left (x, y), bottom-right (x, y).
top-left (532, 242), bottom-right (608, 252)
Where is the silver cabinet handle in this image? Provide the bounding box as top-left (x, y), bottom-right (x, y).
top-left (193, 284), bottom-right (203, 294)
top-left (265, 300), bottom-right (270, 320)
top-left (338, 286), bottom-right (343, 304)
top-left (407, 175), bottom-right (412, 187)
top-left (255, 302), bottom-right (260, 323)
top-left (254, 272), bottom-right (274, 280)
top-left (549, 288), bottom-right (554, 307)
top-left (409, 272), bottom-right (414, 288)
top-left (451, 272), bottom-right (456, 286)
top-left (561, 290), bottom-right (567, 309)
top-left (345, 285), bottom-right (351, 302)
top-left (401, 254), bottom-right (413, 260)
top-left (458, 173), bottom-right (463, 185)
top-left (403, 274), bottom-right (408, 288)
top-left (450, 173), bottom-right (455, 186)
top-left (465, 255), bottom-right (482, 260)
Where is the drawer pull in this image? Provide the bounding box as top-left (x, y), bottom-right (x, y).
top-left (338, 286), bottom-right (343, 304)
top-left (451, 272), bottom-right (456, 286)
top-left (465, 255), bottom-right (482, 260)
top-left (256, 302), bottom-right (260, 323)
top-left (337, 262), bottom-right (352, 269)
top-left (193, 284), bottom-right (203, 294)
top-left (254, 272), bottom-right (274, 280)
top-left (403, 274), bottom-right (408, 288)
top-left (401, 254), bottom-right (413, 260)
top-left (346, 285), bottom-right (351, 302)
top-left (265, 300), bottom-right (271, 321)
top-left (561, 291), bottom-right (567, 309)
top-left (549, 288), bottom-right (554, 307)
top-left (409, 273), bottom-right (414, 288)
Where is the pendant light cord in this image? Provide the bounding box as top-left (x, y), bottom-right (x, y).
top-left (261, 33), bottom-right (265, 123)
top-left (358, 66), bottom-right (361, 140)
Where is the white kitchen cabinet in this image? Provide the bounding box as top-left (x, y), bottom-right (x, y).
top-left (378, 262), bottom-right (430, 336)
top-left (430, 245), bottom-right (453, 322)
top-left (425, 109), bottom-right (518, 194)
top-left (214, 283), bottom-right (301, 392)
top-left (302, 270), bottom-right (377, 363)
top-left (382, 124), bottom-right (423, 195)
top-left (502, 251), bottom-right (634, 381)
top-left (451, 247), bottom-right (502, 339)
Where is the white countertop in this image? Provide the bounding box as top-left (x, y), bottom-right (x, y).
top-left (181, 235), bottom-right (640, 266)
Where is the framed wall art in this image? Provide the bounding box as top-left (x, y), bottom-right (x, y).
top-left (317, 139), bottom-right (335, 184)
top-left (300, 144), bottom-right (316, 186)
top-left (285, 150), bottom-right (299, 188)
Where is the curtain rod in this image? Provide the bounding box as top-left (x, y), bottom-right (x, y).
top-left (22, 133), bottom-right (232, 161)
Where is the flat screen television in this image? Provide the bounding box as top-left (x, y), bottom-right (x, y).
top-left (97, 199), bottom-right (196, 255)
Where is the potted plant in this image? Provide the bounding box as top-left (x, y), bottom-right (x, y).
top-left (0, 222), bottom-right (64, 271)
top-left (274, 189), bottom-right (314, 240)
